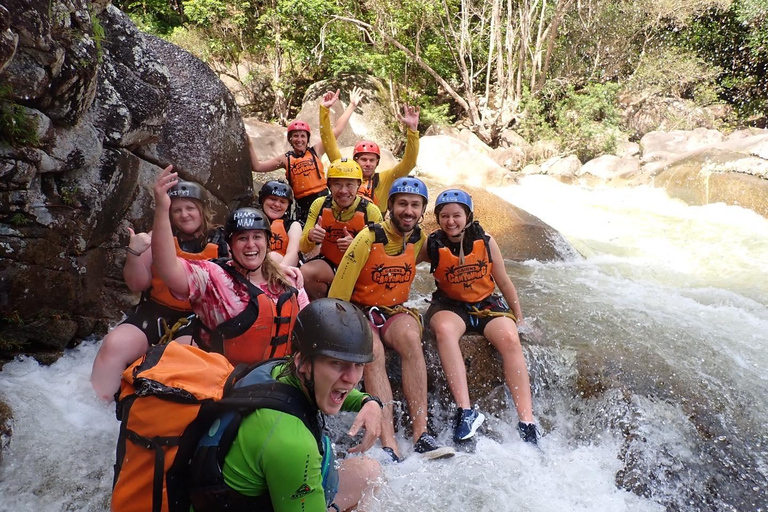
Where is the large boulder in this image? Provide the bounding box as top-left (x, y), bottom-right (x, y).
top-left (0, 3), bottom-right (251, 362)
top-left (623, 96), bottom-right (719, 139)
top-left (417, 135), bottom-right (510, 188)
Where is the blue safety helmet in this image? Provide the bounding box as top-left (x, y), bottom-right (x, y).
top-left (435, 189), bottom-right (473, 221)
top-left (388, 177), bottom-right (428, 205)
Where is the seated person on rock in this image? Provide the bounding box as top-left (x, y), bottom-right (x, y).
top-left (249, 89), bottom-right (362, 223)
top-left (299, 159), bottom-right (382, 300)
top-left (320, 92), bottom-right (421, 215)
top-left (90, 179), bottom-right (228, 401)
top-left (257, 179), bottom-right (302, 267)
top-left (189, 298), bottom-right (383, 512)
top-left (151, 165), bottom-right (309, 366)
top-left (329, 177), bottom-right (454, 462)
top-left (422, 189), bottom-right (538, 445)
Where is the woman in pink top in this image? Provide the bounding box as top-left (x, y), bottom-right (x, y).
top-left (151, 165), bottom-right (309, 365)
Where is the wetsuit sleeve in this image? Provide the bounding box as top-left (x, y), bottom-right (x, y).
top-left (327, 228), bottom-right (376, 301)
top-left (365, 202), bottom-right (384, 224)
top-left (223, 410), bottom-right (327, 512)
top-left (374, 128), bottom-right (420, 206)
top-left (299, 197), bottom-right (328, 254)
top-left (320, 106), bottom-right (342, 163)
top-left (342, 389), bottom-right (368, 412)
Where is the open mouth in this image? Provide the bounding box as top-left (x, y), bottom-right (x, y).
top-left (330, 388), bottom-right (350, 404)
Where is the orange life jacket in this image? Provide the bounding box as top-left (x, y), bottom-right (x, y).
top-left (350, 223), bottom-right (421, 307)
top-left (285, 147), bottom-right (326, 199)
top-left (428, 222), bottom-right (495, 303)
top-left (149, 237), bottom-right (220, 310)
top-left (319, 197), bottom-right (371, 266)
top-left (269, 218), bottom-right (292, 256)
top-left (357, 174), bottom-right (380, 204)
top-left (197, 260), bottom-right (299, 366)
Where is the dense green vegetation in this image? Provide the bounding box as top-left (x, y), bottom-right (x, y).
top-left (114, 0), bottom-right (767, 148)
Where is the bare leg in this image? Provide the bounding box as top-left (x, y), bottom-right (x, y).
top-left (90, 323), bottom-right (149, 401)
top-left (484, 317), bottom-right (534, 423)
top-left (363, 330), bottom-right (399, 456)
top-left (334, 457), bottom-right (381, 512)
top-left (429, 310), bottom-right (470, 409)
top-left (382, 314), bottom-right (428, 444)
top-left (299, 259), bottom-right (334, 300)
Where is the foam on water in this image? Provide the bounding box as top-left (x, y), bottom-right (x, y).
top-left (1, 176), bottom-right (767, 510)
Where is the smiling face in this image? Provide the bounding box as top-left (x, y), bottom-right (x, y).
top-left (170, 198), bottom-right (203, 236)
top-left (262, 195), bottom-right (290, 221)
top-left (298, 354), bottom-right (365, 415)
top-left (354, 153), bottom-right (379, 178)
top-left (389, 193), bottom-right (426, 234)
top-left (288, 130), bottom-right (309, 153)
top-left (437, 203), bottom-right (468, 241)
top-left (329, 178), bottom-right (361, 209)
top-left (229, 229), bottom-right (268, 270)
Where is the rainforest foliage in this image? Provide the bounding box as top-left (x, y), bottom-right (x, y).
top-left (115, 0), bottom-right (767, 144)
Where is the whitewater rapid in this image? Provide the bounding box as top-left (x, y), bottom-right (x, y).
top-left (1, 176), bottom-right (766, 511)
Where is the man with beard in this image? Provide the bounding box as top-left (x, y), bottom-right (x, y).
top-left (328, 177), bottom-right (455, 462)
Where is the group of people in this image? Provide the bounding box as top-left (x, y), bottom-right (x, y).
top-left (93, 87), bottom-right (539, 511)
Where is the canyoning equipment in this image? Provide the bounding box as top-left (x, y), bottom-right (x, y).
top-left (224, 207), bottom-right (272, 241)
top-left (388, 177), bottom-right (428, 204)
top-left (364, 304), bottom-right (423, 335)
top-left (293, 298), bottom-right (374, 364)
top-left (156, 316), bottom-right (195, 346)
top-left (168, 181), bottom-right (206, 202)
top-left (413, 433), bottom-right (455, 460)
top-left (195, 259), bottom-right (299, 366)
top-left (285, 147), bottom-right (326, 199)
top-left (258, 179), bottom-right (294, 205)
top-left (188, 359), bottom-right (335, 512)
top-left (435, 189), bottom-right (474, 223)
top-left (353, 140), bottom-right (380, 159)
top-left (111, 343), bottom-right (325, 512)
top-left (318, 196), bottom-right (372, 265)
top-left (350, 223), bottom-right (421, 308)
top-left (428, 223), bottom-right (495, 303)
top-left (518, 422), bottom-right (539, 445)
top-left (267, 218), bottom-right (292, 256)
top-left (286, 120), bottom-right (311, 139)
top-left (327, 158), bottom-right (363, 181)
top-left (358, 174), bottom-right (380, 203)
top-left (454, 408), bottom-right (485, 442)
top-left (467, 305), bottom-right (517, 323)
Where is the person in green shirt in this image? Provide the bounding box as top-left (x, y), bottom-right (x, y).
top-left (319, 91), bottom-right (421, 215)
top-left (191, 298), bottom-right (384, 512)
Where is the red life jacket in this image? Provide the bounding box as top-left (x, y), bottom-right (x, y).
top-left (350, 223), bottom-right (421, 307)
top-left (197, 261), bottom-right (299, 366)
top-left (428, 222), bottom-right (495, 303)
top-left (319, 197), bottom-right (371, 266)
top-left (150, 237), bottom-right (220, 310)
top-left (285, 147), bottom-right (326, 199)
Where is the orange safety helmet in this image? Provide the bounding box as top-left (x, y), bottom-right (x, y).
top-left (353, 140), bottom-right (380, 159)
top-left (287, 120), bottom-right (311, 140)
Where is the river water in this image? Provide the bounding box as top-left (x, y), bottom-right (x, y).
top-left (1, 176), bottom-right (766, 511)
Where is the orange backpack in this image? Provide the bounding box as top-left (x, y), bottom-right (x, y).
top-left (111, 342), bottom-right (234, 512)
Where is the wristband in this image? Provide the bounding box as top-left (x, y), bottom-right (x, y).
top-left (361, 395), bottom-right (384, 409)
top-left (125, 246), bottom-right (143, 257)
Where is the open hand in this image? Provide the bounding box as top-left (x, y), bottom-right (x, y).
top-left (347, 399), bottom-right (383, 454)
top-left (396, 104), bottom-right (420, 131)
top-left (320, 89), bottom-right (340, 109)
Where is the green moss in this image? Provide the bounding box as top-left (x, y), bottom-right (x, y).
top-left (0, 86), bottom-right (40, 147)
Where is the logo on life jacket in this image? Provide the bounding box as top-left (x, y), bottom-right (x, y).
top-left (326, 226), bottom-right (358, 243)
top-left (291, 158), bottom-right (318, 178)
top-left (444, 260), bottom-right (489, 287)
top-left (371, 263), bottom-right (413, 289)
top-left (270, 232), bottom-right (285, 251)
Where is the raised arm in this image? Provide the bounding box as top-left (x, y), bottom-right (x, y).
top-left (316, 87), bottom-right (365, 158)
top-left (151, 165), bottom-right (191, 299)
top-left (488, 235), bottom-right (524, 323)
top-left (387, 104), bottom-right (421, 179)
top-left (248, 135), bottom-right (287, 173)
top-left (327, 229), bottom-right (374, 301)
top-left (312, 89), bottom-right (339, 158)
top-left (123, 227), bottom-right (154, 292)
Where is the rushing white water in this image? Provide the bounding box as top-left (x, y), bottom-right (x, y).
top-left (1, 176), bottom-right (766, 511)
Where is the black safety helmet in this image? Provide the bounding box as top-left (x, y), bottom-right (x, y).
top-left (168, 181), bottom-right (206, 202)
top-left (292, 299), bottom-right (374, 364)
top-left (224, 207), bottom-right (272, 241)
top-left (258, 179), bottom-right (294, 206)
